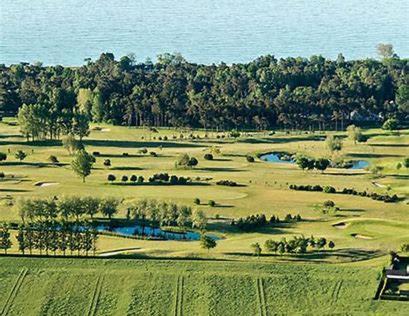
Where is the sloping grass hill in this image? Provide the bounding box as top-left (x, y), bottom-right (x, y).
top-left (0, 256), bottom-right (406, 315)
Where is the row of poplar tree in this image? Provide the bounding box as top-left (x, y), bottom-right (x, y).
top-left (0, 222), bottom-right (98, 256)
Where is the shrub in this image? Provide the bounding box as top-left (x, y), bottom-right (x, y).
top-left (139, 148), bottom-right (148, 154)
top-left (0, 152), bottom-right (7, 161)
top-left (92, 151), bottom-right (100, 156)
top-left (107, 174), bottom-right (116, 182)
top-left (137, 176), bottom-right (144, 183)
top-left (323, 186), bottom-right (336, 193)
top-left (48, 155), bottom-right (59, 164)
top-left (130, 175), bottom-right (137, 182)
top-left (194, 198), bottom-right (201, 205)
top-left (0, 172), bottom-right (5, 179)
top-left (204, 153), bottom-right (213, 160)
top-left (323, 200), bottom-right (335, 208)
top-left (121, 175), bottom-right (128, 182)
top-left (170, 175), bottom-right (178, 184)
top-left (122, 152), bottom-right (129, 157)
top-left (216, 180), bottom-right (238, 187)
top-left (246, 155), bottom-right (255, 163)
top-left (150, 151), bottom-right (157, 157)
top-left (208, 200), bottom-right (216, 207)
top-left (103, 159), bottom-right (111, 167)
top-left (188, 157), bottom-right (198, 167)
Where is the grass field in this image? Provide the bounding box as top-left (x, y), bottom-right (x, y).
top-left (0, 256), bottom-right (407, 315)
top-left (0, 118), bottom-right (408, 261)
top-left (0, 119), bottom-right (408, 314)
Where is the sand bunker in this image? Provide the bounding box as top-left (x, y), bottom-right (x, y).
top-left (351, 233), bottom-right (373, 240)
top-left (332, 222), bottom-right (348, 229)
top-left (34, 181), bottom-right (59, 187)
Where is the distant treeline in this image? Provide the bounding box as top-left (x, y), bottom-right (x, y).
top-left (1, 52), bottom-right (408, 131)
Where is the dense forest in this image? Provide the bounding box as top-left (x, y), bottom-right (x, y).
top-left (0, 52), bottom-right (408, 134)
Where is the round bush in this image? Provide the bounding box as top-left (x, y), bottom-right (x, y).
top-left (107, 174), bottom-right (116, 182)
top-left (208, 200), bottom-right (216, 207)
top-left (122, 175), bottom-right (128, 182)
top-left (204, 153), bottom-right (213, 161)
top-left (246, 155), bottom-right (255, 163)
top-left (194, 198), bottom-right (201, 205)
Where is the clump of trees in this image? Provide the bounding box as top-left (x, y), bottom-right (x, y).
top-left (127, 199), bottom-right (207, 230)
top-left (17, 103), bottom-right (90, 142)
top-left (231, 213), bottom-right (301, 231)
top-left (295, 155), bottom-right (330, 173)
top-left (175, 154), bottom-right (198, 168)
top-left (264, 235), bottom-right (335, 254)
top-left (216, 180), bottom-right (238, 187)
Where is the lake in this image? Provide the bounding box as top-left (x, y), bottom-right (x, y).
top-left (1, 0), bottom-right (408, 65)
top-left (260, 152), bottom-right (369, 170)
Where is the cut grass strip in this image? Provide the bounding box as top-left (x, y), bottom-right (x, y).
top-left (256, 278), bottom-right (267, 316)
top-left (0, 268), bottom-right (28, 316)
top-left (174, 275), bottom-right (184, 316)
top-left (87, 275), bottom-right (104, 316)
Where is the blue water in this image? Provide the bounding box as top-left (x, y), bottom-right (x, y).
top-left (95, 224), bottom-right (219, 241)
top-left (1, 0), bottom-right (408, 65)
top-left (260, 153), bottom-right (294, 163)
top-left (260, 153), bottom-right (369, 169)
top-left (350, 160), bottom-right (370, 170)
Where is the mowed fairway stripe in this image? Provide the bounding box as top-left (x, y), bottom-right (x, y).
top-left (87, 275), bottom-right (104, 316)
top-left (256, 278), bottom-right (267, 316)
top-left (174, 275), bottom-right (184, 316)
top-left (332, 280), bottom-right (343, 304)
top-left (1, 268), bottom-right (28, 316)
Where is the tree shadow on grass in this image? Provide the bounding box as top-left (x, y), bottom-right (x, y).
top-left (348, 153), bottom-right (403, 158)
top-left (224, 248), bottom-right (384, 263)
top-left (0, 188), bottom-right (31, 192)
top-left (0, 162), bottom-right (68, 168)
top-left (84, 139), bottom-right (205, 149)
top-left (108, 182), bottom-right (211, 187)
top-left (110, 166), bottom-right (143, 171)
top-left (369, 143), bottom-right (409, 148)
top-left (199, 167), bottom-right (246, 172)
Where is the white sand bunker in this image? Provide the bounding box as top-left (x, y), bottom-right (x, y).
top-left (351, 233), bottom-right (373, 240)
top-left (332, 222), bottom-right (348, 229)
top-left (34, 181), bottom-right (59, 187)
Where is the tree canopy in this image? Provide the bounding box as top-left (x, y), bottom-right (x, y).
top-left (1, 52), bottom-right (407, 131)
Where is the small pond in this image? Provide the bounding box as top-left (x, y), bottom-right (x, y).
top-left (259, 152), bottom-right (369, 170)
top-left (94, 224), bottom-right (219, 241)
top-left (259, 152), bottom-right (295, 163)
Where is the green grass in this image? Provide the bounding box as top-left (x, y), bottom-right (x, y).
top-left (0, 256), bottom-right (407, 315)
top-left (0, 120), bottom-right (408, 263)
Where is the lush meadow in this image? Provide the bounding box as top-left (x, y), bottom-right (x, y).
top-left (0, 256), bottom-right (408, 315)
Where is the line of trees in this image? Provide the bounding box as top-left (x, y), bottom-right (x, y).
top-left (288, 184), bottom-right (399, 203)
top-left (1, 51), bottom-right (407, 131)
top-left (127, 199), bottom-right (207, 230)
top-left (16, 222), bottom-right (98, 256)
top-left (262, 235), bottom-right (335, 255)
top-left (18, 196), bottom-right (120, 223)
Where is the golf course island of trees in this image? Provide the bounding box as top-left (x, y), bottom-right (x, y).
top-left (0, 47), bottom-right (408, 314)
